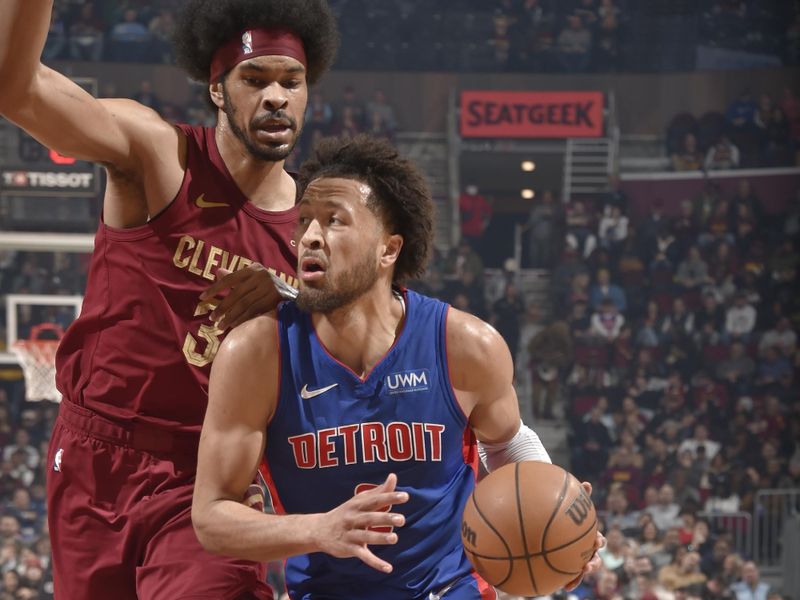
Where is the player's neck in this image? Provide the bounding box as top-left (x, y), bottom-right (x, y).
top-left (312, 287), bottom-right (405, 378)
top-left (215, 126), bottom-right (296, 211)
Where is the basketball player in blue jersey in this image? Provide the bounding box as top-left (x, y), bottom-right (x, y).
top-left (193, 134), bottom-right (604, 599)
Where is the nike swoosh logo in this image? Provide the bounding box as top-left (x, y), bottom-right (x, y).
top-left (300, 383), bottom-right (338, 399)
top-left (195, 194), bottom-right (229, 209)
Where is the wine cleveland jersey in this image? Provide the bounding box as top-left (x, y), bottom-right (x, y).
top-left (55, 125), bottom-right (298, 434)
top-left (263, 290), bottom-right (490, 599)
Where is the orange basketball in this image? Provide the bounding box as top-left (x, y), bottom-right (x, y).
top-left (461, 461), bottom-right (597, 596)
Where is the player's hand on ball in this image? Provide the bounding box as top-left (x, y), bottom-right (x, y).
top-left (200, 264), bottom-right (281, 329)
top-left (314, 473), bottom-right (408, 573)
top-left (564, 482), bottom-right (605, 592)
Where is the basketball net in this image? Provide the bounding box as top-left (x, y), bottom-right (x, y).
top-left (11, 323), bottom-right (63, 403)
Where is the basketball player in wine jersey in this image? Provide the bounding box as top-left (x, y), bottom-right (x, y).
top-left (193, 135), bottom-right (604, 599)
top-left (0, 1), bottom-right (339, 598)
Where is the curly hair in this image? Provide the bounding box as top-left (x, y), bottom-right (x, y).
top-left (173, 0), bottom-right (339, 84)
top-left (299, 135), bottom-right (435, 284)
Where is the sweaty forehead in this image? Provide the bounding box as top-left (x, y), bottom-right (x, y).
top-left (301, 177), bottom-right (373, 207)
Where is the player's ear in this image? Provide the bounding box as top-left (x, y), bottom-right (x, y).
top-left (380, 234), bottom-right (403, 269)
top-left (209, 81), bottom-right (225, 110)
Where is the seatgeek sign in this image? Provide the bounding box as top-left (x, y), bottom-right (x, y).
top-left (460, 90), bottom-right (604, 139)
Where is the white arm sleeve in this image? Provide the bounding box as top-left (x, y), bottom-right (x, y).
top-left (478, 421), bottom-right (552, 473)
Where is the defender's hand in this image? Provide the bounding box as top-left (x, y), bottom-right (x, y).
top-left (564, 482), bottom-right (605, 591)
top-left (312, 473), bottom-right (409, 573)
top-left (200, 264), bottom-right (280, 329)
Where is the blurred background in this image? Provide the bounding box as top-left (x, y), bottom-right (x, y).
top-left (0, 0), bottom-right (798, 598)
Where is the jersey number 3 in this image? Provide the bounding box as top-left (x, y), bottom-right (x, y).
top-left (183, 300), bottom-right (224, 367)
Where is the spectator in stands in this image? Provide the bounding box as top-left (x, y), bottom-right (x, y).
top-left (601, 446), bottom-right (643, 506)
top-left (671, 199), bottom-right (699, 257)
top-left (523, 189), bottom-right (563, 268)
top-left (759, 317), bottom-right (797, 357)
top-left (638, 519), bottom-right (663, 557)
top-left (566, 199), bottom-right (596, 258)
top-left (0, 515), bottom-right (21, 547)
top-left (148, 7), bottom-right (176, 63)
top-left (658, 550), bottom-right (707, 594)
top-left (108, 8), bottom-right (151, 62)
top-left (7, 449), bottom-right (34, 489)
top-left (647, 484), bottom-right (682, 531)
top-left (110, 8), bottom-right (150, 44)
top-left (68, 2), bottom-right (105, 61)
top-left (604, 487), bottom-right (641, 534)
top-left (491, 282), bottom-right (525, 370)
top-left (365, 89), bottom-right (397, 135)
top-left (444, 239), bottom-right (484, 282)
top-left (335, 85), bottom-right (366, 130)
top-left (594, 569), bottom-right (623, 600)
top-left (568, 298), bottom-right (592, 342)
top-left (528, 321), bottom-right (572, 420)
top-left (675, 246), bottom-right (712, 291)
top-left (575, 403), bottom-right (614, 480)
top-left (661, 297), bottom-right (695, 346)
top-left (599, 525), bottom-right (627, 573)
top-left (2, 430), bottom-right (38, 471)
top-left (730, 178), bottom-right (763, 219)
top-left (671, 133), bottom-right (704, 171)
top-left (716, 341), bottom-right (755, 387)
top-left (43, 6), bottom-right (67, 61)
top-left (6, 489), bottom-right (40, 542)
top-left (755, 345), bottom-right (792, 388)
top-left (726, 89), bottom-right (757, 129)
top-left (730, 561), bottom-right (771, 599)
top-left (763, 106), bottom-right (794, 166)
top-left (637, 199), bottom-right (667, 261)
top-left (334, 105), bottom-right (361, 138)
top-left (724, 292), bottom-right (757, 342)
top-left (305, 91), bottom-right (333, 136)
top-left (489, 14), bottom-right (512, 69)
top-left (590, 267), bottom-right (627, 312)
top-left (459, 185), bottom-right (492, 250)
top-left (753, 94), bottom-right (774, 131)
top-left (601, 174), bottom-right (629, 215)
top-left (678, 423), bottom-right (721, 461)
top-left (365, 108), bottom-right (394, 140)
top-left (557, 14), bottom-right (592, 72)
top-left (594, 1), bottom-right (622, 71)
top-left (651, 527), bottom-right (683, 570)
top-left (598, 204), bottom-right (629, 259)
top-left (591, 298), bottom-right (625, 343)
top-left (705, 135), bottom-right (741, 170)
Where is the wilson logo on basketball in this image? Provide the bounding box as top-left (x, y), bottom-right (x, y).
top-left (462, 520), bottom-right (477, 547)
top-left (564, 490), bottom-right (593, 526)
top-left (385, 369), bottom-right (430, 394)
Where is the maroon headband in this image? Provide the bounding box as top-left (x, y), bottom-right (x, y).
top-left (210, 27), bottom-right (307, 82)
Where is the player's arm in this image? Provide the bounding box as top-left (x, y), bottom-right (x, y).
top-left (0, 2), bottom-right (180, 203)
top-left (446, 307), bottom-right (550, 466)
top-left (192, 315), bottom-right (408, 571)
top-left (446, 308), bottom-right (604, 588)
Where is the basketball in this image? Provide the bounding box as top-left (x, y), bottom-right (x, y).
top-left (461, 461), bottom-right (597, 596)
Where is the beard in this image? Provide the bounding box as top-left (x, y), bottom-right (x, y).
top-left (296, 251), bottom-right (380, 314)
top-left (222, 86), bottom-right (301, 162)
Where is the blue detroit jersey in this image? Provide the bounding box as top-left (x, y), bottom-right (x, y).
top-left (263, 289), bottom-right (488, 599)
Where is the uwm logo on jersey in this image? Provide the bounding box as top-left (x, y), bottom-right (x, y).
top-left (287, 421), bottom-right (446, 469)
top-left (385, 369), bottom-right (430, 394)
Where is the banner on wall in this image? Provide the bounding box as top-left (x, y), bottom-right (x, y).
top-left (460, 90), bottom-right (604, 139)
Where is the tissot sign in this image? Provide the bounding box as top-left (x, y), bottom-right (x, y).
top-left (460, 91), bottom-right (604, 138)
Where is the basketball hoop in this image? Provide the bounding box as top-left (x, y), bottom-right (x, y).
top-left (11, 323), bottom-right (64, 403)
